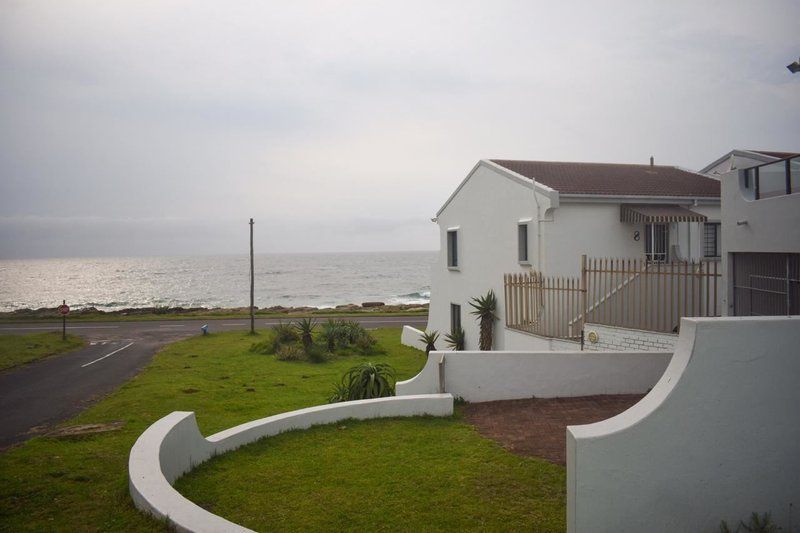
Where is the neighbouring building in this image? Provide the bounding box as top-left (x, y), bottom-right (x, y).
top-left (425, 158), bottom-right (721, 351)
top-left (718, 153), bottom-right (800, 316)
top-left (699, 149), bottom-right (799, 178)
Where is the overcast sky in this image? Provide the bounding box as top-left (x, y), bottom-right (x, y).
top-left (1, 1), bottom-right (798, 259)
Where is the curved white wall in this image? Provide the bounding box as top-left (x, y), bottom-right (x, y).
top-left (397, 350), bottom-right (670, 402)
top-left (129, 394), bottom-right (454, 533)
top-left (567, 316), bottom-right (800, 532)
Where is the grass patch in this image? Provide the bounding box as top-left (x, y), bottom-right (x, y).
top-left (0, 332), bottom-right (85, 371)
top-left (175, 415), bottom-right (566, 531)
top-left (0, 328), bottom-right (566, 531)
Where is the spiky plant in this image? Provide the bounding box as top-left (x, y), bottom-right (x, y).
top-left (294, 317), bottom-right (317, 350)
top-left (469, 290), bottom-right (498, 351)
top-left (419, 330), bottom-right (440, 356)
top-left (320, 319), bottom-right (341, 352)
top-left (444, 327), bottom-right (465, 351)
top-left (328, 362), bottom-right (396, 403)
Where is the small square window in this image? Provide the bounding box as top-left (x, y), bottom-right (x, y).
top-left (518, 223), bottom-right (529, 263)
top-left (447, 230), bottom-right (458, 268)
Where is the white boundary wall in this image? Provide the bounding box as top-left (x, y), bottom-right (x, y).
top-left (129, 394), bottom-right (453, 533)
top-left (397, 350), bottom-right (670, 402)
top-left (567, 316), bottom-right (800, 532)
top-left (400, 325), bottom-right (427, 351)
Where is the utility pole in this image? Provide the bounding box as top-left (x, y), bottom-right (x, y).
top-left (249, 218), bottom-right (255, 335)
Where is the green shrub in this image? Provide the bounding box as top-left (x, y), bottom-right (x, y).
top-left (319, 319), bottom-right (342, 352)
top-left (275, 344), bottom-right (305, 361)
top-left (249, 339), bottom-right (274, 355)
top-left (445, 327), bottom-right (465, 351)
top-left (305, 344), bottom-right (329, 364)
top-left (328, 362), bottom-right (396, 403)
top-left (720, 512), bottom-right (780, 533)
top-left (294, 318), bottom-right (317, 349)
top-left (419, 330), bottom-right (439, 356)
top-left (353, 332), bottom-right (380, 355)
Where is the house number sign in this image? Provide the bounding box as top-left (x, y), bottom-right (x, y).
top-left (633, 230), bottom-right (640, 241)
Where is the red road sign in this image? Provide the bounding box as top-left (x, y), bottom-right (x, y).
top-left (58, 304), bottom-right (70, 315)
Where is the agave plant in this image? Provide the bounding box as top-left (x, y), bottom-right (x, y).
top-left (328, 362), bottom-right (396, 403)
top-left (444, 327), bottom-right (465, 351)
top-left (294, 317), bottom-right (317, 349)
top-left (320, 319), bottom-right (341, 352)
top-left (469, 290), bottom-right (498, 350)
top-left (418, 330), bottom-right (439, 356)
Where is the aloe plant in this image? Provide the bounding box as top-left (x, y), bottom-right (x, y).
top-left (418, 330), bottom-right (439, 356)
top-left (444, 327), bottom-right (465, 351)
top-left (320, 319), bottom-right (341, 352)
top-left (328, 362), bottom-right (396, 403)
top-left (469, 290), bottom-right (498, 350)
top-left (294, 318), bottom-right (317, 350)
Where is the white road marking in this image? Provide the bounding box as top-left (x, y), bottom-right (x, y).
top-left (0, 325), bottom-right (120, 331)
top-left (222, 323), bottom-right (246, 326)
top-left (158, 325), bottom-right (186, 328)
top-left (81, 342), bottom-right (135, 368)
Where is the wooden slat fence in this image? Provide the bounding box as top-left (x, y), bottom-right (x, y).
top-left (503, 271), bottom-right (584, 341)
top-left (504, 255), bottom-right (722, 341)
top-left (583, 257), bottom-right (721, 333)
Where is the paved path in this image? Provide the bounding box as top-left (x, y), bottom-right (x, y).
top-left (0, 315), bottom-right (426, 449)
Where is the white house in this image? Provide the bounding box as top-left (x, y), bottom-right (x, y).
top-left (717, 153), bottom-right (800, 316)
top-left (424, 159), bottom-right (721, 351)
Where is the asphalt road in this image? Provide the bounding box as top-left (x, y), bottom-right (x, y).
top-left (0, 315), bottom-right (427, 449)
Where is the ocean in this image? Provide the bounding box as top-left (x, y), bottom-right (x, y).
top-left (0, 251), bottom-right (436, 312)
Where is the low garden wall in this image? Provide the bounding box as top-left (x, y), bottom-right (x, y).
top-left (400, 325), bottom-right (427, 351)
top-left (396, 350), bottom-right (671, 402)
top-left (129, 394), bottom-right (454, 533)
top-left (567, 316), bottom-right (800, 532)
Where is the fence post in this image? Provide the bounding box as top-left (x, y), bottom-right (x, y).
top-left (580, 254), bottom-right (587, 349)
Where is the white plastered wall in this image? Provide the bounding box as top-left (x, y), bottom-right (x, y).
top-left (567, 316), bottom-right (800, 532)
top-left (719, 168), bottom-right (800, 315)
top-left (426, 162), bottom-right (555, 350)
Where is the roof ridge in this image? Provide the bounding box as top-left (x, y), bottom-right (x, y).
top-left (490, 158), bottom-right (680, 169)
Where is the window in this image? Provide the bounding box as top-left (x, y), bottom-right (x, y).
top-left (645, 223), bottom-right (669, 262)
top-left (518, 223), bottom-right (529, 263)
top-left (447, 229), bottom-right (458, 268)
top-left (703, 222), bottom-right (720, 258)
top-left (450, 303), bottom-right (461, 334)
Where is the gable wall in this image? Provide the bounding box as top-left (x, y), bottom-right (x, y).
top-left (426, 164), bottom-right (550, 350)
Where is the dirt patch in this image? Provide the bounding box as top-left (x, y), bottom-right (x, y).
top-left (46, 421), bottom-right (125, 438)
top-left (182, 388), bottom-right (200, 394)
top-left (461, 394), bottom-right (644, 465)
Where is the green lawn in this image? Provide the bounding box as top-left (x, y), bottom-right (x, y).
top-left (0, 332), bottom-right (84, 371)
top-left (0, 328), bottom-right (566, 532)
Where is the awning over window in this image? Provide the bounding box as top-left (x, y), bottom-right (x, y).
top-left (620, 204), bottom-right (708, 224)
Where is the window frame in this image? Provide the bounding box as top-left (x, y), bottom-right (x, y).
top-left (644, 223), bottom-right (669, 262)
top-left (518, 219), bottom-right (531, 264)
top-left (450, 303), bottom-right (461, 334)
top-left (703, 222), bottom-right (721, 259)
top-left (446, 228), bottom-right (459, 269)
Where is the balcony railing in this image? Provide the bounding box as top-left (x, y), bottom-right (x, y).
top-left (744, 155), bottom-right (800, 200)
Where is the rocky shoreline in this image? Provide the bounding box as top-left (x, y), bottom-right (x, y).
top-left (0, 302), bottom-right (429, 319)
